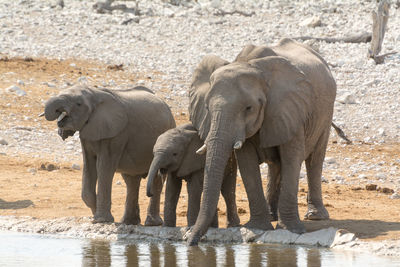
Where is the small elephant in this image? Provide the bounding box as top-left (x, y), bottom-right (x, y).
top-left (146, 123), bottom-right (240, 228)
top-left (42, 85), bottom-right (175, 225)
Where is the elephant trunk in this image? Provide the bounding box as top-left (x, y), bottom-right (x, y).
top-left (44, 96), bottom-right (67, 121)
top-left (188, 111), bottom-right (235, 246)
top-left (146, 155), bottom-right (162, 197)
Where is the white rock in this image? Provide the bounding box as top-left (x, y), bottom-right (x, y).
top-left (256, 229), bottom-right (299, 244)
top-left (390, 193), bottom-right (400, 199)
top-left (325, 157), bottom-right (336, 164)
top-left (116, 181), bottom-right (122, 185)
top-left (71, 164), bottom-right (80, 170)
top-left (299, 16), bottom-right (321, 27)
top-left (377, 128), bottom-right (386, 136)
top-left (0, 138), bottom-right (8, 145)
top-left (5, 85), bottom-right (27, 96)
top-left (337, 92), bottom-right (356, 104)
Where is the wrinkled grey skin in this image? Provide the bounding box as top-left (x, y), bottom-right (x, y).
top-left (43, 85), bottom-right (175, 225)
top-left (146, 123), bottom-right (240, 228)
top-left (187, 38), bottom-right (336, 245)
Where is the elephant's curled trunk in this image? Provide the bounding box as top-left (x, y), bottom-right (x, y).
top-left (44, 97), bottom-right (67, 121)
top-left (146, 156), bottom-right (161, 197)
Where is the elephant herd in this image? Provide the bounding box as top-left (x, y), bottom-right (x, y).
top-left (42, 38), bottom-right (336, 246)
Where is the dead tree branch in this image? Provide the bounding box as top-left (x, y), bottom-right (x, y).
top-left (93, 0), bottom-right (140, 15)
top-left (214, 9), bottom-right (255, 17)
top-left (368, 0), bottom-right (394, 64)
top-left (293, 32), bottom-right (372, 44)
top-left (332, 123), bottom-right (352, 144)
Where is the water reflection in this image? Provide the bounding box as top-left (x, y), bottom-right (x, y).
top-left (1, 231), bottom-right (399, 267)
top-left (81, 240), bottom-right (320, 267)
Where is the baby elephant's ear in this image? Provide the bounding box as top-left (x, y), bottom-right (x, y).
top-left (249, 56), bottom-right (315, 147)
top-left (80, 90), bottom-right (128, 141)
top-left (176, 129), bottom-right (205, 178)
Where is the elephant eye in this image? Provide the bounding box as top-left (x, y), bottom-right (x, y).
top-left (76, 102), bottom-right (81, 107)
top-left (173, 152), bottom-right (178, 156)
top-left (246, 106), bottom-right (252, 112)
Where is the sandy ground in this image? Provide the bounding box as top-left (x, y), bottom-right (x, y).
top-left (0, 56), bottom-right (399, 244)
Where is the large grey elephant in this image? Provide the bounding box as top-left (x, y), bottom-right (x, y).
top-left (187, 38), bottom-right (336, 245)
top-left (146, 123), bottom-right (240, 228)
top-left (42, 85), bottom-right (175, 225)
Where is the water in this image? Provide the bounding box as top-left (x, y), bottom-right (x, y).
top-left (0, 231), bottom-right (399, 267)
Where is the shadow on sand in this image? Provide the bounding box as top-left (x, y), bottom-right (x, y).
top-left (0, 198), bottom-right (33, 209)
top-left (303, 219), bottom-right (400, 239)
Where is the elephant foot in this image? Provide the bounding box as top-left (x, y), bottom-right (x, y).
top-left (244, 219), bottom-right (274, 231)
top-left (304, 205), bottom-right (329, 220)
top-left (121, 216), bottom-right (141, 225)
top-left (276, 220), bottom-right (306, 234)
top-left (144, 215), bottom-right (163, 226)
top-left (93, 212), bottom-right (114, 224)
top-left (187, 232), bottom-right (201, 246)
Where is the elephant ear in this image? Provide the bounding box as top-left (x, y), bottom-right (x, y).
top-left (80, 90), bottom-right (128, 141)
top-left (189, 55), bottom-right (229, 141)
top-left (235, 44), bottom-right (277, 62)
top-left (176, 127), bottom-right (206, 178)
top-left (249, 56), bottom-right (315, 148)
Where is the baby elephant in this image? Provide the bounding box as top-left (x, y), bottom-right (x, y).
top-left (42, 85), bottom-right (175, 225)
top-left (146, 123), bottom-right (240, 228)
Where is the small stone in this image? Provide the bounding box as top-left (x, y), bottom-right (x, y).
top-left (390, 193), bottom-right (400, 199)
top-left (69, 63), bottom-right (77, 68)
top-left (77, 76), bottom-right (88, 84)
top-left (299, 16), bottom-right (322, 28)
top-left (237, 207), bottom-right (247, 214)
top-left (325, 157), bottom-right (336, 164)
top-left (116, 181), bottom-right (122, 185)
top-left (0, 138), bottom-right (8, 145)
top-left (351, 187), bottom-right (362, 191)
top-left (337, 93), bottom-right (356, 104)
top-left (376, 173), bottom-right (386, 180)
top-left (17, 80), bottom-right (25, 86)
top-left (5, 85), bottom-right (27, 96)
top-left (28, 168), bottom-right (37, 175)
top-left (365, 184), bottom-right (377, 191)
top-left (378, 187), bottom-right (394, 194)
top-left (71, 164), bottom-right (80, 170)
top-left (377, 128), bottom-right (385, 136)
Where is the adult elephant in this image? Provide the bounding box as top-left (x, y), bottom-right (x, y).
top-left (187, 38), bottom-right (336, 245)
top-left (42, 85), bottom-right (175, 225)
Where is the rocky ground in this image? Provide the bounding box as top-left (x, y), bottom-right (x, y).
top-left (0, 0), bottom-right (399, 255)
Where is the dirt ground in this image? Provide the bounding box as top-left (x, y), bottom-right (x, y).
top-left (1, 56), bottom-right (399, 242)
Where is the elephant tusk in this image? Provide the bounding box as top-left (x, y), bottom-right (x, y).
top-left (196, 144), bottom-right (207, 155)
top-left (38, 112), bottom-right (45, 117)
top-left (57, 111), bottom-right (67, 122)
top-left (233, 141), bottom-right (243, 150)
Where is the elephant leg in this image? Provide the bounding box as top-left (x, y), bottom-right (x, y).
top-left (265, 162), bottom-right (281, 222)
top-left (187, 172), bottom-right (202, 227)
top-left (81, 149), bottom-right (97, 215)
top-left (235, 142), bottom-right (273, 230)
top-left (163, 174), bottom-right (182, 227)
top-left (221, 155), bottom-right (240, 227)
top-left (145, 172), bottom-right (163, 226)
top-left (276, 133), bottom-right (306, 234)
top-left (304, 129), bottom-right (330, 220)
top-left (93, 142), bottom-right (122, 223)
top-left (121, 174), bottom-right (141, 225)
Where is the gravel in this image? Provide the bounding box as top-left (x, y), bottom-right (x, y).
top-left (0, 0), bottom-right (399, 180)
